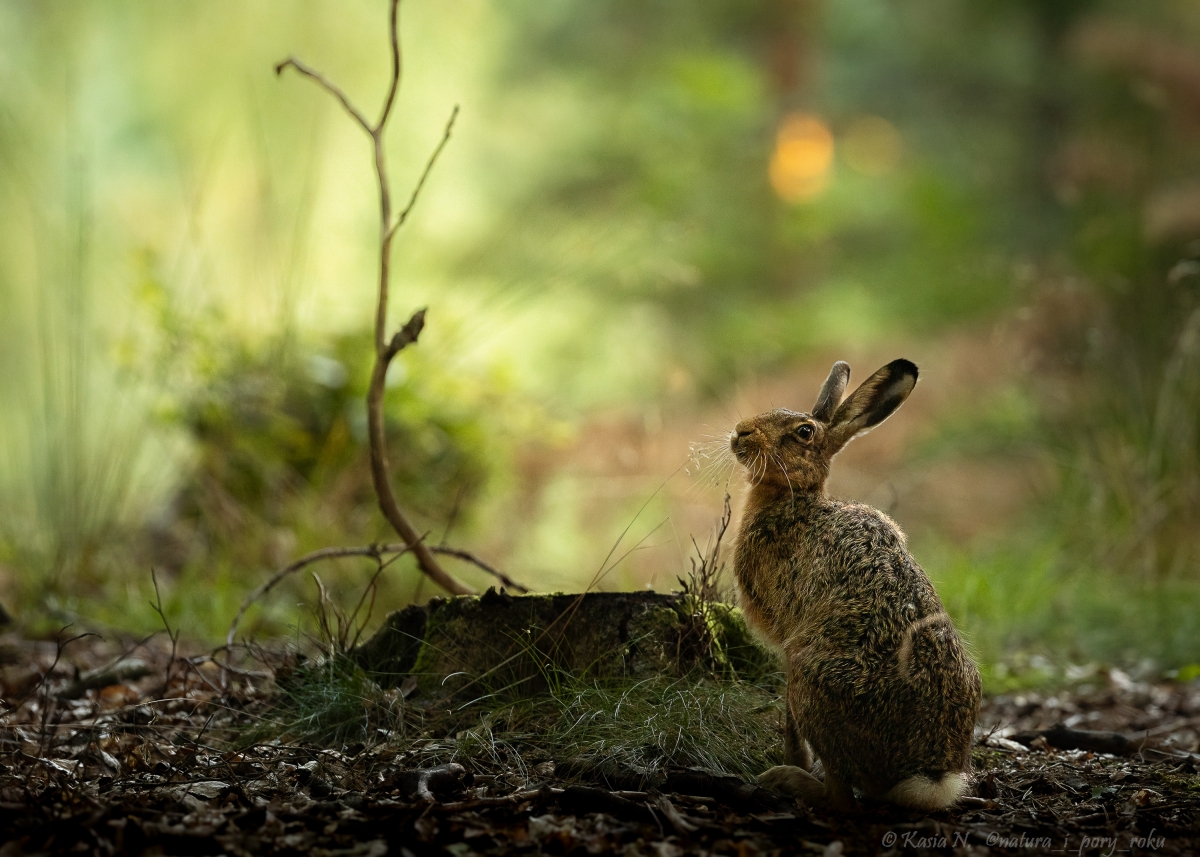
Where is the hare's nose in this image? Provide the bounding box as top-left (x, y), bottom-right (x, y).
top-left (735, 428), bottom-right (753, 439)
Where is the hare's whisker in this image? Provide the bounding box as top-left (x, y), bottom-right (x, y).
top-left (683, 456), bottom-right (737, 498)
top-left (751, 451), bottom-right (767, 487)
top-left (687, 443), bottom-right (736, 485)
top-left (772, 451), bottom-right (794, 502)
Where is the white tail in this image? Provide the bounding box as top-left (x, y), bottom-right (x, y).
top-left (885, 772), bottom-right (969, 810)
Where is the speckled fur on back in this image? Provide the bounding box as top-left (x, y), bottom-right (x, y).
top-left (731, 359), bottom-right (981, 810)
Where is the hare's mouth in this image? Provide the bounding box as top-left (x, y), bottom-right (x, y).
top-left (730, 429), bottom-right (756, 462)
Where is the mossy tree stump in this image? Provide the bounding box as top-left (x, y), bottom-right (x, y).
top-left (353, 589), bottom-right (775, 704)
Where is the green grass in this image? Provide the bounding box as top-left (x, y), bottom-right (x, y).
top-left (538, 675), bottom-right (784, 783)
top-left (927, 535), bottom-right (1200, 691)
top-left (246, 651), bottom-right (786, 784)
top-left (244, 655), bottom-right (409, 749)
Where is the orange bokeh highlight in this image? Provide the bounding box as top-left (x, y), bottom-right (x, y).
top-left (769, 113), bottom-right (834, 203)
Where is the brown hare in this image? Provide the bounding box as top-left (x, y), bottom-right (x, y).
top-left (731, 359), bottom-right (980, 812)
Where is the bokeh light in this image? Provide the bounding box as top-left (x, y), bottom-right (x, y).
top-left (768, 113), bottom-right (834, 203)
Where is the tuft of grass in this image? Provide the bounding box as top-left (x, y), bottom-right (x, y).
top-left (542, 675), bottom-right (783, 784)
top-left (248, 646), bottom-right (785, 784)
top-left (245, 654), bottom-right (408, 748)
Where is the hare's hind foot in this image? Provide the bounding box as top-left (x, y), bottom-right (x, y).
top-left (758, 766), bottom-right (856, 813)
top-left (883, 772), bottom-right (969, 811)
top-left (759, 765), bottom-right (823, 804)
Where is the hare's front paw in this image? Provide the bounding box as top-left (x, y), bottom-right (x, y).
top-left (758, 765), bottom-right (825, 804)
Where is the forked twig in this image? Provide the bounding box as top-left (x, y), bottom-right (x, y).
top-left (225, 541), bottom-right (529, 649)
top-left (33, 627), bottom-right (98, 761)
top-left (227, 544), bottom-right (411, 650)
top-left (274, 57), bottom-right (371, 133)
top-left (149, 568), bottom-right (181, 699)
top-left (428, 545), bottom-right (528, 594)
top-left (346, 558), bottom-right (391, 651)
top-left (389, 104), bottom-right (458, 240)
top-left (274, 0), bottom-right (482, 598)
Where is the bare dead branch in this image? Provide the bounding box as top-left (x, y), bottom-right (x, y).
top-left (433, 787), bottom-right (557, 814)
top-left (428, 545), bottom-right (530, 594)
top-left (347, 559), bottom-right (391, 651)
top-left (276, 2), bottom-right (479, 597)
top-left (226, 544), bottom-right (413, 650)
top-left (655, 795), bottom-right (701, 834)
top-left (389, 104), bottom-right (460, 239)
top-left (275, 57), bottom-right (373, 135)
top-left (190, 652), bottom-right (273, 681)
top-left (35, 628), bottom-right (98, 760)
top-left (225, 540), bottom-right (528, 649)
top-left (1011, 723), bottom-right (1149, 756)
top-left (149, 568), bottom-right (180, 699)
top-left (384, 307), bottom-right (426, 360)
top-left (679, 492), bottom-right (731, 604)
top-left (367, 315), bottom-right (473, 596)
top-left (22, 628), bottom-right (95, 704)
top-left (377, 0), bottom-right (403, 131)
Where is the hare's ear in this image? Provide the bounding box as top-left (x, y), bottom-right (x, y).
top-left (812, 361), bottom-right (851, 423)
top-left (826, 359), bottom-right (918, 451)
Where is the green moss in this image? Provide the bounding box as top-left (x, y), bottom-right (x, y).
top-left (705, 602), bottom-right (780, 685)
top-left (625, 604), bottom-right (683, 676)
top-left (360, 592), bottom-right (779, 704)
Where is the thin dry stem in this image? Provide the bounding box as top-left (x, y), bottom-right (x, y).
top-left (377, 0), bottom-right (403, 131)
top-left (430, 545), bottom-right (529, 594)
top-left (227, 544), bottom-right (411, 650)
top-left (389, 105), bottom-right (459, 240)
top-left (226, 541), bottom-right (529, 649)
top-left (149, 568), bottom-right (180, 699)
top-left (276, 0), bottom-right (480, 599)
top-left (274, 57), bottom-right (372, 134)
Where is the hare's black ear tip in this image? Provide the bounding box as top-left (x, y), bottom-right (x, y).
top-left (891, 358), bottom-right (918, 381)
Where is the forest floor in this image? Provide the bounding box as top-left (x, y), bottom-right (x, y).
top-left (0, 631), bottom-right (1197, 856)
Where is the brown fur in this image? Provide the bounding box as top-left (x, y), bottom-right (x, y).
top-left (731, 360), bottom-right (981, 810)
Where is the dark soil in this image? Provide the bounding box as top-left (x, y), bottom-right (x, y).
top-left (1, 632), bottom-right (1197, 856)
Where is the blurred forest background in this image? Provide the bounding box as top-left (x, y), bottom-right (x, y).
top-left (1, 0), bottom-right (1199, 689)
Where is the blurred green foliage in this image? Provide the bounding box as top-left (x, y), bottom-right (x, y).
top-left (0, 0), bottom-right (1199, 683)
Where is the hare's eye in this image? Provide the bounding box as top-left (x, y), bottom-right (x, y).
top-left (797, 424), bottom-right (814, 441)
